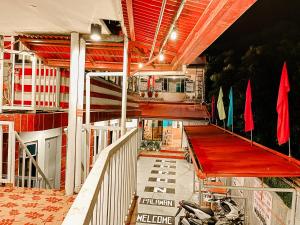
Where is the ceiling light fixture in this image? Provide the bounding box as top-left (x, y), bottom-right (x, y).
top-left (138, 63), bottom-right (143, 69)
top-left (159, 53), bottom-right (164, 62)
top-left (170, 28), bottom-right (177, 40)
top-left (90, 23), bottom-right (102, 41)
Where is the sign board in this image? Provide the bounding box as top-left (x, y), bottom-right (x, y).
top-left (136, 213), bottom-right (175, 225)
top-left (253, 179), bottom-right (273, 225)
top-left (140, 198), bottom-right (175, 207)
top-left (185, 80), bottom-right (194, 92)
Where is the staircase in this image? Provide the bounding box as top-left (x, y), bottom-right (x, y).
top-left (0, 186), bottom-right (74, 225)
top-left (138, 147), bottom-right (185, 160)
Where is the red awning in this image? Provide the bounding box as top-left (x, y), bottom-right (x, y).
top-left (185, 125), bottom-right (300, 178)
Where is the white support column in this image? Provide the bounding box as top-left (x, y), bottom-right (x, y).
top-left (121, 36), bottom-right (129, 136)
top-left (85, 74), bottom-right (90, 178)
top-left (74, 38), bottom-right (86, 192)
top-left (0, 36), bottom-right (4, 113)
top-left (66, 32), bottom-right (80, 195)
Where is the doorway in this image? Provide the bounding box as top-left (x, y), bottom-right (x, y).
top-left (45, 137), bottom-right (58, 188)
top-left (162, 120), bottom-right (182, 148)
top-left (142, 119), bottom-right (182, 148)
top-left (18, 141), bottom-right (38, 187)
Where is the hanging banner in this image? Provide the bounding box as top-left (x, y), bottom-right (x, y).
top-left (253, 179), bottom-right (273, 225)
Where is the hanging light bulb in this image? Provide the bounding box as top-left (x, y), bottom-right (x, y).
top-left (159, 53), bottom-right (164, 62)
top-left (170, 28), bottom-right (177, 40)
top-left (138, 63), bottom-right (143, 69)
top-left (90, 23), bottom-right (102, 41)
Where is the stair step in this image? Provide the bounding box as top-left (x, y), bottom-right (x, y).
top-left (138, 151), bottom-right (185, 160)
top-left (160, 149), bottom-right (183, 154)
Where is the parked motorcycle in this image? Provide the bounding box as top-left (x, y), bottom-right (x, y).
top-left (175, 200), bottom-right (217, 225)
top-left (216, 198), bottom-right (244, 225)
top-left (175, 198), bottom-right (244, 225)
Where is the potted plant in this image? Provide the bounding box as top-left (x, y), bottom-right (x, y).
top-left (153, 141), bottom-right (161, 151)
top-left (154, 91), bottom-right (159, 98)
top-left (147, 90), bottom-right (153, 98)
top-left (141, 92), bottom-right (145, 97)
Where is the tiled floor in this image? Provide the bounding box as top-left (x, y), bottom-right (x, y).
top-left (131, 155), bottom-right (195, 225)
top-left (0, 187), bottom-right (75, 225)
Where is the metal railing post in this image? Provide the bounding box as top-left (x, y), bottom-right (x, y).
top-left (9, 123), bottom-right (15, 184)
top-left (55, 68), bottom-right (61, 108)
top-left (21, 54), bottom-right (25, 106)
top-left (37, 58), bottom-right (42, 107)
top-left (31, 55), bottom-right (37, 111)
top-left (85, 74), bottom-right (91, 178)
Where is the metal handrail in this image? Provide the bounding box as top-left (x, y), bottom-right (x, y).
top-left (63, 128), bottom-right (138, 225)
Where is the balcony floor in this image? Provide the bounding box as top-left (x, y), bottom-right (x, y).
top-left (131, 150), bottom-right (195, 225)
top-left (0, 187), bottom-right (75, 225)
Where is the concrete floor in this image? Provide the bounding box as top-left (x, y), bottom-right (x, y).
top-left (131, 156), bottom-right (195, 225)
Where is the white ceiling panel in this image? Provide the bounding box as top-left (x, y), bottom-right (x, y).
top-left (0, 0), bottom-right (122, 35)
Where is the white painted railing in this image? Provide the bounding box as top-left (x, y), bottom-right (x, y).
top-left (91, 125), bottom-right (121, 164)
top-left (0, 49), bottom-right (60, 112)
top-left (15, 132), bottom-right (53, 189)
top-left (63, 128), bottom-right (138, 225)
top-left (0, 120), bottom-right (52, 188)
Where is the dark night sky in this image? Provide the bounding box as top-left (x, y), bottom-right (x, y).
top-left (205, 0), bottom-right (300, 54)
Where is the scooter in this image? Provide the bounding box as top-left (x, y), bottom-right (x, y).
top-left (175, 199), bottom-right (244, 225)
top-left (216, 198), bottom-right (244, 225)
top-left (175, 200), bottom-right (217, 225)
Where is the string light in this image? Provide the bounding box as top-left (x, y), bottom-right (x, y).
top-left (138, 63), bottom-right (143, 68)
